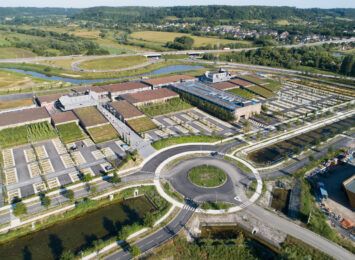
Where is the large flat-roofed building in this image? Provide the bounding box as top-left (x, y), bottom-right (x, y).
top-left (0, 107), bottom-right (51, 130)
top-left (210, 81), bottom-right (239, 91)
top-left (343, 175), bottom-right (355, 209)
top-left (172, 81), bottom-right (261, 121)
top-left (108, 100), bottom-right (145, 121)
top-left (58, 91), bottom-right (99, 111)
top-left (75, 86), bottom-right (109, 100)
top-left (122, 88), bottom-right (179, 107)
top-left (101, 82), bottom-right (151, 99)
top-left (141, 75), bottom-right (196, 88)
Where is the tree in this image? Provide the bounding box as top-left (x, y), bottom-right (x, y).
top-left (110, 172), bottom-right (121, 184)
top-left (64, 189), bottom-right (75, 202)
top-left (340, 55), bottom-right (354, 76)
top-left (130, 245), bottom-right (141, 257)
top-left (143, 212), bottom-right (155, 228)
top-left (13, 201), bottom-right (27, 217)
top-left (309, 155), bottom-right (315, 162)
top-left (166, 36), bottom-right (194, 50)
top-left (60, 250), bottom-right (75, 260)
top-left (82, 173), bottom-right (93, 183)
top-left (40, 194), bottom-right (51, 208)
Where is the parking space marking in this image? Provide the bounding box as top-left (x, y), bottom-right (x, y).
top-left (92, 150), bottom-right (105, 160)
top-left (47, 177), bottom-right (60, 190)
top-left (34, 145), bottom-right (48, 160)
top-left (69, 171), bottom-right (80, 182)
top-left (33, 182), bottom-right (47, 193)
top-left (83, 138), bottom-right (95, 147)
top-left (101, 147), bottom-right (115, 158)
top-left (4, 168), bottom-right (18, 185)
top-left (7, 189), bottom-right (21, 202)
top-left (2, 149), bottom-right (15, 169)
top-left (72, 151), bottom-right (86, 166)
top-left (39, 159), bottom-right (54, 174)
top-left (52, 138), bottom-right (67, 155)
top-left (60, 154), bottom-right (75, 168)
top-left (24, 148), bottom-right (36, 163)
top-left (28, 162), bottom-right (41, 178)
top-left (81, 167), bottom-right (95, 177)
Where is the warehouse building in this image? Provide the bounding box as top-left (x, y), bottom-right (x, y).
top-left (172, 81), bottom-right (261, 121)
top-left (343, 175), bottom-right (355, 209)
top-left (51, 111), bottom-right (79, 126)
top-left (107, 100), bottom-right (145, 121)
top-left (102, 82), bottom-right (151, 99)
top-left (0, 107), bottom-right (51, 130)
top-left (122, 88), bottom-right (179, 107)
top-left (202, 69), bottom-right (232, 83)
top-left (58, 91), bottom-right (99, 111)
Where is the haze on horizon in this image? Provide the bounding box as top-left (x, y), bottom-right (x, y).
top-left (1, 0), bottom-right (355, 9)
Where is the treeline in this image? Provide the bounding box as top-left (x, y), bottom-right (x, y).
top-left (0, 27), bottom-right (108, 56)
top-left (203, 44), bottom-right (355, 76)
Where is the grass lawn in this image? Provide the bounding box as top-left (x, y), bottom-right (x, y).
top-left (130, 31), bottom-right (250, 47)
top-left (126, 116), bottom-right (157, 133)
top-left (248, 85), bottom-right (274, 98)
top-left (56, 122), bottom-right (86, 144)
top-left (152, 135), bottom-right (221, 150)
top-left (228, 88), bottom-right (256, 99)
top-left (79, 56), bottom-right (147, 70)
top-left (0, 98), bottom-right (34, 110)
top-left (0, 122), bottom-right (57, 148)
top-left (223, 156), bottom-right (252, 174)
top-left (87, 124), bottom-right (119, 143)
top-left (73, 107), bottom-right (108, 128)
top-left (0, 47), bottom-right (36, 59)
top-left (188, 165), bottom-right (227, 188)
top-left (140, 98), bottom-right (193, 117)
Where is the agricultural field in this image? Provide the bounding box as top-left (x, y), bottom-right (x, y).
top-left (248, 116), bottom-right (355, 165)
top-left (0, 98), bottom-right (34, 110)
top-left (79, 56), bottom-right (147, 70)
top-left (140, 98), bottom-right (193, 117)
top-left (73, 107), bottom-right (108, 128)
top-left (0, 122), bottom-right (57, 148)
top-left (129, 31), bottom-right (251, 48)
top-left (87, 124), bottom-right (119, 143)
top-left (0, 47), bottom-right (36, 59)
top-left (56, 122), bottom-right (86, 144)
top-left (126, 116), bottom-right (157, 133)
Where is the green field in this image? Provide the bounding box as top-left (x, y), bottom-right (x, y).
top-left (248, 85), bottom-right (274, 98)
top-left (126, 116), bottom-right (157, 133)
top-left (56, 122), bottom-right (86, 143)
top-left (152, 135), bottom-right (221, 150)
top-left (0, 98), bottom-right (34, 110)
top-left (130, 31), bottom-right (251, 48)
top-left (87, 124), bottom-right (119, 143)
top-left (79, 56), bottom-right (147, 70)
top-left (140, 98), bottom-right (193, 117)
top-left (188, 165), bottom-right (227, 188)
top-left (0, 47), bottom-right (36, 59)
top-left (0, 122), bottom-right (57, 148)
top-left (74, 107), bottom-right (107, 127)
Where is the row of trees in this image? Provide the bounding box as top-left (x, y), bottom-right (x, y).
top-left (203, 44), bottom-right (355, 76)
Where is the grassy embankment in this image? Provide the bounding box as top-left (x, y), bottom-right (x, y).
top-left (152, 135), bottom-right (221, 150)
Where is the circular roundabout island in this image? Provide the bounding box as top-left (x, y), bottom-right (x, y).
top-left (187, 165), bottom-right (227, 188)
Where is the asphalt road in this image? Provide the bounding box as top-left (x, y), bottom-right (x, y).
top-left (246, 204), bottom-right (355, 260)
top-left (105, 207), bottom-right (195, 260)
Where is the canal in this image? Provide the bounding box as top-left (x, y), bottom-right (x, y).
top-left (0, 196), bottom-right (155, 260)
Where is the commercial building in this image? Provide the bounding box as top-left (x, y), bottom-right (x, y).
top-left (202, 69), bottom-right (232, 83)
top-left (102, 82), bottom-right (151, 99)
top-left (172, 81), bottom-right (261, 121)
top-left (122, 88), bottom-right (179, 107)
top-left (58, 91), bottom-right (99, 111)
top-left (75, 86), bottom-right (109, 100)
top-left (343, 175), bottom-right (355, 209)
top-left (51, 111), bottom-right (79, 126)
top-left (141, 75), bottom-right (196, 88)
top-left (37, 93), bottom-right (65, 112)
top-left (0, 107), bottom-right (51, 130)
top-left (107, 100), bottom-right (145, 121)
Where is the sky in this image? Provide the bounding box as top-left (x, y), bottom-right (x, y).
top-left (1, 0), bottom-right (354, 9)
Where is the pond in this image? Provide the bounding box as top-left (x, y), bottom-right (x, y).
top-left (3, 64), bottom-right (204, 85)
top-left (0, 196), bottom-right (155, 260)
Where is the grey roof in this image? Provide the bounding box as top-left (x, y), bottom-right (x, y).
top-left (173, 81), bottom-right (258, 111)
top-left (344, 177), bottom-right (355, 193)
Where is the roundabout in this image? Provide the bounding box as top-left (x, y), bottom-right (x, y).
top-left (144, 144), bottom-right (263, 214)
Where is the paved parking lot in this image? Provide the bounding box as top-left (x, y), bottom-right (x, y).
top-left (145, 109), bottom-right (238, 142)
top-left (2, 137), bottom-right (126, 202)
